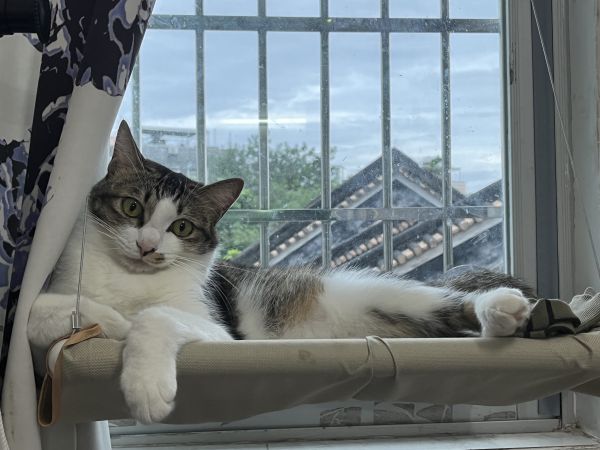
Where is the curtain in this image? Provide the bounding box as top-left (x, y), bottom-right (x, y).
top-left (0, 0), bottom-right (155, 448)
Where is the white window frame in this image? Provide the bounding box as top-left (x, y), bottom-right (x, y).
top-left (110, 0), bottom-right (577, 445)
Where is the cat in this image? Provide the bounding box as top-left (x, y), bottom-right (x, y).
top-left (27, 121), bottom-right (535, 424)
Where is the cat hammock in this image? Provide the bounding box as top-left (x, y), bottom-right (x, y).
top-left (37, 288), bottom-right (600, 426)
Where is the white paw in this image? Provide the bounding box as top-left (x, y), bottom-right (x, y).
top-left (476, 288), bottom-right (531, 337)
top-left (120, 359), bottom-right (177, 423)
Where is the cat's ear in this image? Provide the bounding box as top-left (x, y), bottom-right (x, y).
top-left (202, 178), bottom-right (244, 220)
top-left (109, 121), bottom-right (144, 173)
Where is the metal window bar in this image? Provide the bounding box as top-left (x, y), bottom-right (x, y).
top-left (138, 9), bottom-right (500, 273)
top-left (320, 0), bottom-right (332, 268)
top-left (258, 0), bottom-right (270, 266)
top-left (441, 0), bottom-right (454, 271)
top-left (195, 0), bottom-right (207, 184)
top-left (381, 0), bottom-right (393, 272)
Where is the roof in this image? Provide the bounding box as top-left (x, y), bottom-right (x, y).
top-left (233, 148), bottom-right (503, 279)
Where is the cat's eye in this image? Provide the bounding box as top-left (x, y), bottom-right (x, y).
top-left (121, 198), bottom-right (143, 218)
top-left (170, 219), bottom-right (194, 238)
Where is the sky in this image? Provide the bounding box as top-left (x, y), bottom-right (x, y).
top-left (115, 0), bottom-right (503, 196)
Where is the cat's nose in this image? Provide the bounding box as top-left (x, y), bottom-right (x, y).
top-left (137, 228), bottom-right (160, 257)
top-left (136, 241), bottom-right (156, 257)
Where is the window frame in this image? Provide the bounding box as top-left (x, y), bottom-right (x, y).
top-left (110, 0), bottom-right (573, 443)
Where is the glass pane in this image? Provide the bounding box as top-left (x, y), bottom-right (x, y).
top-left (139, 30), bottom-right (196, 173)
top-left (205, 31), bottom-right (259, 207)
top-left (330, 33), bottom-right (382, 205)
top-left (268, 32), bottom-right (321, 209)
top-left (390, 0), bottom-right (440, 18)
top-left (452, 216), bottom-right (505, 272)
top-left (390, 33), bottom-right (442, 207)
top-left (268, 221), bottom-right (321, 267)
top-left (450, 0), bottom-right (499, 19)
top-left (152, 0), bottom-right (195, 15)
top-left (393, 218), bottom-right (444, 281)
top-left (331, 220), bottom-right (382, 270)
top-left (217, 221), bottom-right (260, 263)
top-left (268, 0), bottom-right (320, 17)
top-left (329, 0), bottom-right (379, 18)
top-left (204, 0), bottom-right (257, 16)
top-left (450, 33), bottom-right (502, 197)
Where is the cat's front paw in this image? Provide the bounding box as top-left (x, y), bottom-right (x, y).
top-left (476, 287), bottom-right (531, 337)
top-left (120, 360), bottom-right (177, 423)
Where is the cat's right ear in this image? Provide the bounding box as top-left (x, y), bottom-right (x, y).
top-left (108, 121), bottom-right (144, 173)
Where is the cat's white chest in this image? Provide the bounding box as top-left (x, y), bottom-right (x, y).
top-left (53, 223), bottom-right (207, 318)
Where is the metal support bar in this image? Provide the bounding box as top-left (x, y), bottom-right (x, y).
top-left (196, 0), bottom-right (207, 183)
top-left (258, 0), bottom-right (270, 266)
top-left (132, 61), bottom-right (142, 148)
top-left (441, 0), bottom-right (453, 271)
top-left (320, 0), bottom-right (332, 269)
top-left (381, 0), bottom-right (393, 272)
top-left (221, 206), bottom-right (503, 223)
top-left (150, 15), bottom-right (500, 34)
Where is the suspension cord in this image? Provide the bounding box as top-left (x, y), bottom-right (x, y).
top-left (71, 195), bottom-right (89, 332)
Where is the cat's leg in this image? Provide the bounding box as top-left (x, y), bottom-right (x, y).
top-left (28, 293), bottom-right (131, 349)
top-left (314, 271), bottom-right (531, 338)
top-left (120, 305), bottom-right (232, 424)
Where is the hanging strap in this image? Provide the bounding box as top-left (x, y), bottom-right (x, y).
top-left (38, 324), bottom-right (103, 427)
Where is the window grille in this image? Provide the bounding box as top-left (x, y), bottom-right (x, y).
top-left (126, 0), bottom-right (505, 275)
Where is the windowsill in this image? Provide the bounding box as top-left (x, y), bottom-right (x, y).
top-left (110, 431), bottom-right (600, 449)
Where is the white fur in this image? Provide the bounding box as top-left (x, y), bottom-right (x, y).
top-left (28, 200), bottom-right (230, 423)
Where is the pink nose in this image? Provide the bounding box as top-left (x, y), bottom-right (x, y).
top-left (137, 228), bottom-right (160, 256)
top-left (136, 240), bottom-right (156, 256)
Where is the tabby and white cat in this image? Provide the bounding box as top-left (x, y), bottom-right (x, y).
top-left (28, 121), bottom-right (534, 424)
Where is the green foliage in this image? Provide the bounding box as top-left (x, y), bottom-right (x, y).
top-left (421, 155), bottom-right (443, 177)
top-left (209, 137), bottom-right (342, 258)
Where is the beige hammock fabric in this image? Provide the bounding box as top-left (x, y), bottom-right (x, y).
top-left (39, 328), bottom-right (600, 426)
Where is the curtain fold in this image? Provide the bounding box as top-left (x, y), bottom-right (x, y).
top-left (0, 1), bottom-right (155, 448)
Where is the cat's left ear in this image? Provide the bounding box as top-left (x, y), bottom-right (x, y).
top-left (202, 178), bottom-right (245, 220)
top-left (109, 121), bottom-right (144, 173)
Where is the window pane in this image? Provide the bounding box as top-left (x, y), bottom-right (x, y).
top-left (391, 33), bottom-right (442, 207)
top-left (450, 33), bottom-right (502, 197)
top-left (139, 30), bottom-right (196, 173)
top-left (267, 0), bottom-right (319, 17)
top-left (205, 31), bottom-right (259, 207)
top-left (330, 33), bottom-right (382, 205)
top-left (268, 221), bottom-right (321, 267)
top-left (204, 0), bottom-right (257, 16)
top-left (268, 33), bottom-right (321, 209)
top-left (390, 0), bottom-right (440, 18)
top-left (152, 0), bottom-right (195, 15)
top-left (450, 0), bottom-right (499, 19)
top-left (329, 0), bottom-right (379, 18)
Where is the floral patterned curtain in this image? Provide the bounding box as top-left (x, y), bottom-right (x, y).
top-left (0, 0), bottom-right (154, 447)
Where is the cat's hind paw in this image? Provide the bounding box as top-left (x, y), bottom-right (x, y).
top-left (475, 287), bottom-right (531, 337)
top-left (120, 363), bottom-right (177, 424)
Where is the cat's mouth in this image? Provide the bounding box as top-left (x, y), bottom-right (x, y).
top-left (119, 251), bottom-right (171, 273)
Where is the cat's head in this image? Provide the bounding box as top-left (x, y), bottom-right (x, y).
top-left (88, 121), bottom-right (243, 273)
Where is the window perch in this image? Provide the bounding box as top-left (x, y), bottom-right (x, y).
top-left (38, 289), bottom-right (600, 427)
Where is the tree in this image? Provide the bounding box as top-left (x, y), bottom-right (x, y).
top-left (208, 137), bottom-right (342, 258)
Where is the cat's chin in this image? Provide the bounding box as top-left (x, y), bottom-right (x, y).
top-left (117, 255), bottom-right (171, 274)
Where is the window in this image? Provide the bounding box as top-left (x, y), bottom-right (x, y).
top-left (109, 0), bottom-right (559, 444)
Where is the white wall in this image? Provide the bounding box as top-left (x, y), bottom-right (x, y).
top-left (568, 0), bottom-right (600, 437)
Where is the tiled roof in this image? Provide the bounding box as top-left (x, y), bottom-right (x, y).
top-left (233, 148), bottom-right (503, 276)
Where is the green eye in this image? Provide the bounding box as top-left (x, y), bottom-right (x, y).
top-left (121, 198), bottom-right (143, 218)
top-left (170, 219), bottom-right (194, 238)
